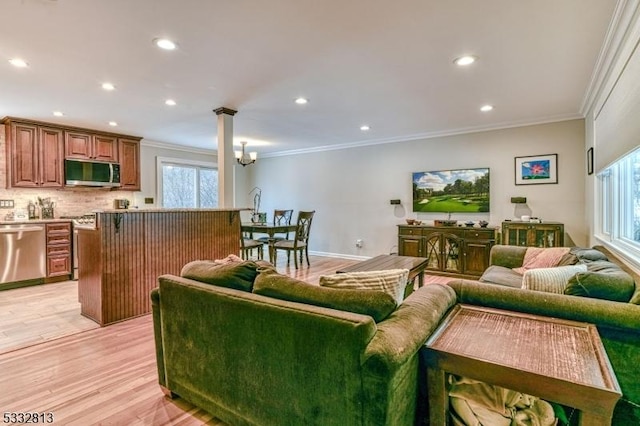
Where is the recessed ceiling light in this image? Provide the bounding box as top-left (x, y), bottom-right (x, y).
top-left (165, 99), bottom-right (177, 106)
top-left (480, 104), bottom-right (494, 112)
top-left (102, 82), bottom-right (115, 91)
top-left (52, 111), bottom-right (64, 117)
top-left (454, 55), bottom-right (477, 66)
top-left (360, 125), bottom-right (370, 131)
top-left (108, 121), bottom-right (118, 126)
top-left (154, 38), bottom-right (177, 50)
top-left (294, 97), bottom-right (308, 105)
top-left (8, 58), bottom-right (28, 68)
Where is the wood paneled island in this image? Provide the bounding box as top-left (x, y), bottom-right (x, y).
top-left (77, 209), bottom-right (242, 326)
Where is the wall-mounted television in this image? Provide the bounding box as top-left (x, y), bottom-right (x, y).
top-left (412, 168), bottom-right (490, 213)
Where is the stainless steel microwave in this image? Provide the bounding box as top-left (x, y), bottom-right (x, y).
top-left (64, 159), bottom-right (121, 187)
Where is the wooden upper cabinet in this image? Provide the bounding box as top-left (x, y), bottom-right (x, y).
top-left (118, 138), bottom-right (141, 191)
top-left (4, 120), bottom-right (63, 188)
top-left (39, 127), bottom-right (65, 187)
top-left (65, 132), bottom-right (118, 162)
top-left (64, 131), bottom-right (92, 159)
top-left (93, 134), bottom-right (118, 162)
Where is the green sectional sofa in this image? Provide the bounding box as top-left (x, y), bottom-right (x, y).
top-left (151, 261), bottom-right (456, 426)
top-left (151, 251), bottom-right (639, 425)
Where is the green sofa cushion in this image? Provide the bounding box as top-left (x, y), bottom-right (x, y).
top-left (479, 265), bottom-right (523, 288)
top-left (571, 247), bottom-right (609, 262)
top-left (565, 269), bottom-right (636, 302)
top-left (253, 267), bottom-right (397, 322)
top-left (180, 259), bottom-right (261, 292)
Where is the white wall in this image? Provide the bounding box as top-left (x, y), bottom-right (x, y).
top-left (239, 119), bottom-right (587, 258)
top-left (135, 140), bottom-right (217, 208)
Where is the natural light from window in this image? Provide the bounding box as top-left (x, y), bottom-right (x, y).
top-left (158, 158), bottom-right (218, 208)
top-left (597, 146), bottom-right (640, 259)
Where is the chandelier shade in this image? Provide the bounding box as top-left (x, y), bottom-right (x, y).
top-left (235, 141), bottom-right (257, 166)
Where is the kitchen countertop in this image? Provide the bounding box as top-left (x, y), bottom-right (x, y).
top-left (0, 218), bottom-right (73, 225)
top-left (95, 208), bottom-right (250, 213)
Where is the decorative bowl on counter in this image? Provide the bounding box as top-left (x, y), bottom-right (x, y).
top-left (406, 219), bottom-right (415, 225)
top-left (413, 220), bottom-right (422, 225)
top-left (435, 219), bottom-right (458, 227)
top-left (479, 220), bottom-right (489, 228)
top-left (465, 221), bottom-right (475, 227)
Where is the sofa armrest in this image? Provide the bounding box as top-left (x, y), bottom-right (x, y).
top-left (489, 245), bottom-right (527, 268)
top-left (363, 284), bottom-right (457, 372)
top-left (361, 284), bottom-right (457, 425)
top-left (447, 279), bottom-right (640, 330)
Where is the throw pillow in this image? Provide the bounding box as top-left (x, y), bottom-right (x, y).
top-left (522, 264), bottom-right (588, 294)
top-left (180, 259), bottom-right (261, 292)
top-left (629, 289), bottom-right (640, 305)
top-left (253, 268), bottom-right (397, 322)
top-left (513, 247), bottom-right (570, 275)
top-left (571, 248), bottom-right (609, 263)
top-left (564, 270), bottom-right (636, 302)
top-left (479, 265), bottom-right (525, 288)
top-left (319, 269), bottom-right (409, 304)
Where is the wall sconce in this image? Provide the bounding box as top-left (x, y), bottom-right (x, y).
top-left (511, 196), bottom-right (532, 219)
top-left (235, 141), bottom-right (257, 167)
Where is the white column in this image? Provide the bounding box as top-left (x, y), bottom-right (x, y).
top-left (213, 107), bottom-right (237, 208)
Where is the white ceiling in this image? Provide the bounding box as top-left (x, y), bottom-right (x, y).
top-left (0, 0), bottom-right (618, 155)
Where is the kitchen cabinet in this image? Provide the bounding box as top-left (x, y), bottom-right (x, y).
top-left (3, 119), bottom-right (64, 188)
top-left (3, 117), bottom-right (141, 190)
top-left (65, 131), bottom-right (118, 162)
top-left (398, 225), bottom-right (495, 277)
top-left (46, 222), bottom-right (72, 278)
top-left (501, 221), bottom-right (564, 247)
top-left (118, 138), bottom-right (141, 190)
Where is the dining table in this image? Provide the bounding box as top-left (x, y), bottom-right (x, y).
top-left (242, 222), bottom-right (298, 264)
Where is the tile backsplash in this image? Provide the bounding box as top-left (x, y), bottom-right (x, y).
top-left (0, 125), bottom-right (137, 218)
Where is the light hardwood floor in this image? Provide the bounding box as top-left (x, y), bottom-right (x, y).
top-left (0, 281), bottom-right (100, 355)
top-left (0, 255), bottom-right (360, 425)
top-left (0, 255), bottom-right (453, 425)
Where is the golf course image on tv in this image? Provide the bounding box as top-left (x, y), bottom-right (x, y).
top-left (412, 168), bottom-right (490, 213)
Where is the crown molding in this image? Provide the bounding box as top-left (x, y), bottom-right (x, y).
top-left (260, 113), bottom-right (583, 158)
top-left (141, 138), bottom-right (216, 156)
top-left (581, 0), bottom-right (640, 117)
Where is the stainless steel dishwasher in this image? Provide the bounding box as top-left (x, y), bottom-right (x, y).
top-left (0, 223), bottom-right (47, 284)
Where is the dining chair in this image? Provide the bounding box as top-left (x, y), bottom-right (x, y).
top-left (240, 225), bottom-right (264, 260)
top-left (257, 209), bottom-right (294, 244)
top-left (273, 210), bottom-right (315, 269)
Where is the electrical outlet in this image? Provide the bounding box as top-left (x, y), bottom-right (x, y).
top-left (144, 197), bottom-right (154, 204)
top-left (355, 239), bottom-right (363, 248)
top-left (0, 199), bottom-right (15, 208)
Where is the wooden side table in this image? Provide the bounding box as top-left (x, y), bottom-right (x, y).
top-left (423, 305), bottom-right (621, 425)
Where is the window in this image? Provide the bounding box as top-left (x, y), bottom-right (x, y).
top-left (597, 146), bottom-right (640, 258)
top-left (157, 157), bottom-right (218, 208)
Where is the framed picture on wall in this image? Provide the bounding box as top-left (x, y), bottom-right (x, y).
top-left (587, 147), bottom-right (594, 175)
top-left (514, 153), bottom-right (558, 185)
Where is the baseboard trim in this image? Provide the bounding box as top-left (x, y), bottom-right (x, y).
top-left (308, 251), bottom-right (370, 261)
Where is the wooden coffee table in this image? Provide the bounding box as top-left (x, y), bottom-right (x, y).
top-left (423, 305), bottom-right (621, 426)
top-left (336, 254), bottom-right (429, 288)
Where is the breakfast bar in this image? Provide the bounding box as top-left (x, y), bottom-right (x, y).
top-left (77, 209), bottom-right (242, 326)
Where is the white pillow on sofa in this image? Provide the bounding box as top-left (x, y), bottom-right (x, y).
top-left (522, 264), bottom-right (588, 294)
top-left (319, 269), bottom-right (409, 304)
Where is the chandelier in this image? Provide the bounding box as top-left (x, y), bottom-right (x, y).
top-left (235, 141), bottom-right (257, 166)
